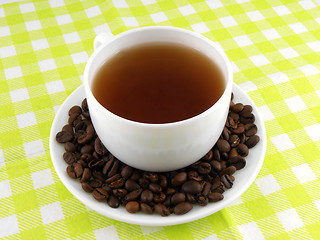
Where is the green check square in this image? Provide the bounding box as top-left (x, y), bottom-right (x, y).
top-left (20, 226), bottom-right (47, 240)
top-left (259, 86), bottom-right (283, 104)
top-left (6, 14), bottom-right (25, 25)
top-left (65, 212), bottom-right (93, 236)
top-left (30, 95), bottom-right (52, 111)
top-left (277, 114), bottom-right (302, 132)
top-left (245, 197), bottom-right (275, 220)
top-left (13, 190), bottom-right (38, 213)
top-left (283, 185), bottom-right (312, 207)
top-left (37, 8), bottom-right (55, 19)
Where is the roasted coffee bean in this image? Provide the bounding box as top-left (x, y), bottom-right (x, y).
top-left (211, 177), bottom-right (221, 191)
top-left (126, 201), bottom-right (140, 213)
top-left (170, 192), bottom-right (185, 205)
top-left (163, 195), bottom-right (171, 207)
top-left (64, 142), bottom-right (76, 152)
top-left (213, 148), bottom-right (220, 161)
top-left (77, 133), bottom-right (93, 145)
top-left (216, 139), bottom-right (230, 152)
top-left (66, 165), bottom-right (76, 179)
top-left (210, 160), bottom-right (221, 172)
top-left (103, 158), bottom-right (114, 175)
top-left (102, 185), bottom-right (112, 193)
top-left (186, 193), bottom-right (197, 204)
top-left (204, 150), bottom-right (213, 161)
top-left (174, 202), bottom-right (193, 215)
top-left (121, 166), bottom-right (133, 179)
top-left (220, 160), bottom-right (227, 169)
top-left (231, 103), bottom-right (244, 113)
top-left (130, 170), bottom-right (141, 181)
top-left (166, 188), bottom-right (176, 195)
top-left (80, 168), bottom-right (91, 182)
top-left (105, 174), bottom-right (121, 184)
top-left (141, 189), bottom-right (153, 203)
top-left (240, 105), bottom-right (252, 115)
top-left (108, 160), bottom-right (120, 177)
top-left (89, 179), bottom-right (102, 188)
top-left (69, 114), bottom-right (82, 126)
top-left (245, 123), bottom-right (257, 137)
top-left (188, 171), bottom-right (202, 182)
top-left (73, 163), bottom-right (83, 178)
top-left (75, 121), bottom-right (86, 132)
top-left (237, 143), bottom-right (249, 157)
top-left (221, 175), bottom-right (233, 189)
top-left (56, 131), bottom-right (73, 143)
top-left (202, 182), bottom-right (211, 196)
top-left (228, 135), bottom-right (240, 148)
top-left (220, 166), bottom-right (236, 176)
top-left (228, 148), bottom-right (239, 159)
top-left (245, 135), bottom-right (260, 148)
top-left (159, 175), bottom-right (168, 189)
top-left (125, 189), bottom-right (142, 201)
top-left (198, 162), bottom-right (211, 175)
top-left (231, 126), bottom-right (245, 134)
top-left (94, 138), bottom-right (107, 156)
top-left (154, 204), bottom-right (170, 217)
top-left (208, 192), bottom-right (224, 202)
top-left (141, 203), bottom-right (153, 214)
top-left (240, 133), bottom-right (246, 144)
top-left (113, 189), bottom-right (127, 198)
top-left (80, 154), bottom-right (92, 163)
top-left (69, 105), bottom-right (82, 116)
top-left (110, 178), bottom-right (125, 188)
top-left (149, 183), bottom-right (162, 193)
top-left (78, 159), bottom-right (88, 169)
top-left (138, 178), bottom-right (149, 189)
top-left (62, 124), bottom-right (73, 133)
top-left (108, 195), bottom-right (120, 208)
top-left (125, 179), bottom-right (140, 191)
top-left (229, 156), bottom-right (246, 170)
top-left (82, 111), bottom-right (90, 119)
top-left (88, 159), bottom-right (104, 169)
top-left (92, 188), bottom-right (109, 202)
top-left (198, 195), bottom-right (208, 206)
top-left (80, 145), bottom-right (94, 154)
top-left (228, 111), bottom-right (239, 122)
top-left (182, 180), bottom-right (201, 194)
top-left (81, 98), bottom-right (88, 112)
top-left (81, 182), bottom-right (94, 192)
top-left (63, 152), bottom-right (76, 165)
top-left (153, 192), bottom-right (166, 203)
top-left (92, 170), bottom-right (105, 182)
top-left (240, 115), bottom-right (255, 124)
top-left (171, 172), bottom-right (187, 187)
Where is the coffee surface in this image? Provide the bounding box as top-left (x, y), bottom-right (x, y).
top-left (92, 43), bottom-right (225, 124)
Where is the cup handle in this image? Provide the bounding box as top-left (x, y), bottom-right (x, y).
top-left (93, 32), bottom-right (114, 51)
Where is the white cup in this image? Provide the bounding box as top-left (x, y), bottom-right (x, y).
top-left (83, 26), bottom-right (233, 171)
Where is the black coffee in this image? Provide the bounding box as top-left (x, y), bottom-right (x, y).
top-left (92, 43), bottom-right (225, 124)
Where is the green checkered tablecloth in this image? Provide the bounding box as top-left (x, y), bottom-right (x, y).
top-left (1, 0), bottom-right (320, 239)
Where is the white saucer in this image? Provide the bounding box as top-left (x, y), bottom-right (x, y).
top-left (49, 83), bottom-right (266, 226)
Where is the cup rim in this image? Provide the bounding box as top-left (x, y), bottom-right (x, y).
top-left (83, 26), bottom-right (233, 128)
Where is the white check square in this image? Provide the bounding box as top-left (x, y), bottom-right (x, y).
top-left (20, 3), bottom-right (35, 13)
top-left (95, 226), bottom-right (120, 240)
top-left (122, 17), bottom-right (139, 27)
top-left (94, 24), bottom-right (111, 35)
top-left (179, 5), bottom-right (196, 16)
top-left (32, 169), bottom-right (54, 189)
top-left (219, 16), bottom-right (237, 27)
top-left (250, 54), bottom-right (270, 66)
top-left (238, 222), bottom-right (264, 240)
top-left (24, 139), bottom-right (45, 158)
top-left (85, 6), bottom-right (102, 18)
top-left (191, 22), bottom-right (210, 33)
top-left (289, 22), bottom-right (308, 34)
top-left (256, 175), bottom-right (281, 195)
top-left (285, 96), bottom-right (307, 113)
top-left (16, 112), bottom-right (37, 128)
top-left (5, 66), bottom-right (23, 80)
top-left (247, 10), bottom-right (265, 21)
top-left (299, 0), bottom-right (316, 10)
top-left (277, 208), bottom-right (304, 232)
top-left (262, 28), bottom-right (281, 40)
top-left (307, 41), bottom-right (320, 52)
top-left (271, 133), bottom-right (295, 152)
top-left (279, 47), bottom-right (299, 59)
top-left (298, 64), bottom-right (319, 76)
top-left (0, 180), bottom-right (12, 199)
top-left (49, 0), bottom-right (65, 8)
top-left (0, 215), bottom-right (19, 238)
top-left (112, 0), bottom-right (128, 8)
top-left (268, 72), bottom-right (289, 84)
top-left (233, 35), bottom-right (253, 47)
top-left (304, 124), bottom-right (320, 142)
top-left (206, 0), bottom-right (223, 9)
top-left (0, 8), bottom-right (5, 18)
top-left (273, 5), bottom-right (291, 16)
top-left (46, 80), bottom-right (65, 95)
top-left (25, 20), bottom-right (42, 31)
top-left (40, 202), bottom-right (64, 224)
top-left (56, 14), bottom-right (72, 25)
top-left (258, 105), bottom-right (275, 121)
top-left (31, 38), bottom-right (49, 51)
top-left (150, 12), bottom-right (168, 23)
top-left (10, 88), bottom-right (29, 103)
top-left (63, 32), bottom-right (81, 44)
top-left (71, 52), bottom-right (89, 64)
top-left (38, 59), bottom-right (57, 72)
top-left (0, 45), bottom-right (16, 58)
top-left (0, 26), bottom-right (10, 37)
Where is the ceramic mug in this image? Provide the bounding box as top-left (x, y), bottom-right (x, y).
top-left (83, 26), bottom-right (233, 171)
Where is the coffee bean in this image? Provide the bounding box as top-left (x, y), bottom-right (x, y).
top-left (198, 195), bottom-right (208, 206)
top-left (89, 179), bottom-right (102, 188)
top-left (216, 139), bottom-right (230, 152)
top-left (231, 126), bottom-right (245, 135)
top-left (171, 172), bottom-right (187, 187)
top-left (75, 121), bottom-right (86, 132)
top-left (73, 163), bottom-right (83, 178)
top-left (245, 135), bottom-right (260, 148)
top-left (81, 182), bottom-right (94, 192)
top-left (69, 105), bottom-right (82, 116)
top-left (166, 188), bottom-right (176, 195)
top-left (231, 103), bottom-right (244, 113)
top-left (77, 133), bottom-right (93, 145)
top-left (163, 195), bottom-right (171, 207)
top-left (237, 143), bottom-right (249, 157)
top-left (149, 183), bottom-right (162, 193)
top-left (113, 189), bottom-right (127, 198)
top-left (102, 157), bottom-right (114, 175)
top-left (66, 165), bottom-right (76, 179)
top-left (198, 162), bottom-right (211, 175)
top-left (211, 177), bottom-right (221, 191)
top-left (126, 201), bottom-right (140, 213)
top-left (228, 148), bottom-right (238, 159)
top-left (240, 105), bottom-right (252, 115)
top-left (63, 152), bottom-right (76, 165)
top-left (62, 124), bottom-right (73, 133)
top-left (182, 180), bottom-right (201, 194)
top-left (108, 195), bottom-right (120, 208)
top-left (121, 166), bottom-right (133, 179)
top-left (229, 156), bottom-right (246, 170)
top-left (130, 170), bottom-right (141, 181)
top-left (141, 189), bottom-right (153, 203)
top-left (125, 188), bottom-right (142, 201)
top-left (153, 192), bottom-right (166, 203)
top-left (213, 148), bottom-right (220, 161)
top-left (92, 188), bottom-right (109, 202)
top-left (174, 202), bottom-right (193, 215)
top-left (171, 192), bottom-right (186, 205)
top-left (110, 178), bottom-right (125, 188)
top-left (80, 168), bottom-right (92, 183)
top-left (210, 160), bottom-right (221, 172)
top-left (228, 111), bottom-right (239, 122)
top-left (159, 175), bottom-right (167, 189)
top-left (202, 182), bottom-right (211, 196)
top-left (105, 174), bottom-right (121, 184)
top-left (141, 203), bottom-right (153, 214)
top-left (81, 98), bottom-right (89, 112)
top-left (220, 166), bottom-right (236, 176)
top-left (221, 175), bottom-right (233, 189)
top-left (138, 178), bottom-right (149, 189)
top-left (186, 193), bottom-right (197, 203)
top-left (94, 137), bottom-right (107, 156)
top-left (108, 160), bottom-right (120, 177)
top-left (102, 185), bottom-right (112, 193)
top-left (80, 145), bottom-right (94, 154)
top-left (64, 142), bottom-right (76, 152)
top-left (245, 123), bottom-right (257, 137)
top-left (68, 114), bottom-right (82, 127)
top-left (154, 204), bottom-right (170, 217)
top-left (208, 192), bottom-right (224, 202)
top-left (56, 131), bottom-right (73, 143)
top-left (125, 179), bottom-right (141, 191)
top-left (188, 171), bottom-right (202, 182)
top-left (204, 150), bottom-right (213, 161)
top-left (228, 135), bottom-right (240, 148)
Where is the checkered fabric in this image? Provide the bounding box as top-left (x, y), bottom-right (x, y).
top-left (0, 0), bottom-right (320, 239)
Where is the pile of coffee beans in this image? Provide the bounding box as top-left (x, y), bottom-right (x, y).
top-left (56, 94), bottom-right (259, 216)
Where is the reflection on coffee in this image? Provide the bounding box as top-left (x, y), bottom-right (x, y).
top-left (92, 43), bottom-right (225, 124)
